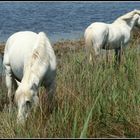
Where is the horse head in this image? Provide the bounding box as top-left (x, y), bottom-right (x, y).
top-left (14, 79), bottom-right (39, 124)
top-left (118, 9), bottom-right (140, 29)
top-left (133, 9), bottom-right (140, 28)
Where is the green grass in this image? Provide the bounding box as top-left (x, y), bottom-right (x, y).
top-left (0, 40), bottom-right (140, 138)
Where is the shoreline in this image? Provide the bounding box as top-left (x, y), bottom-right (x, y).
top-left (0, 37), bottom-right (85, 56)
top-left (0, 28), bottom-right (140, 56)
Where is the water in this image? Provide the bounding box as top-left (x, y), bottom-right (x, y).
top-left (0, 1), bottom-right (140, 43)
top-left (0, 1), bottom-right (140, 74)
top-left (0, 54), bottom-right (3, 75)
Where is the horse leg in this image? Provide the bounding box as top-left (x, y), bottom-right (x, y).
top-left (12, 78), bottom-right (18, 105)
top-left (94, 47), bottom-right (101, 63)
top-left (106, 50), bottom-right (111, 64)
top-left (5, 65), bottom-right (14, 112)
top-left (47, 81), bottom-right (56, 106)
top-left (114, 47), bottom-right (124, 68)
top-left (115, 48), bottom-right (120, 66)
top-left (44, 80), bottom-right (56, 113)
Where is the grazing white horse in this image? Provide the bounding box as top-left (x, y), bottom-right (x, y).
top-left (3, 31), bottom-right (56, 124)
top-left (84, 9), bottom-right (140, 64)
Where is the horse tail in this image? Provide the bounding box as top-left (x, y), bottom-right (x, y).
top-left (84, 27), bottom-right (94, 63)
top-left (84, 28), bottom-right (93, 50)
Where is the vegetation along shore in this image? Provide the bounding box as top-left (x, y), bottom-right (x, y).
top-left (0, 29), bottom-right (140, 138)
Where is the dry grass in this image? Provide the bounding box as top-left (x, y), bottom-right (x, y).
top-left (0, 30), bottom-right (140, 138)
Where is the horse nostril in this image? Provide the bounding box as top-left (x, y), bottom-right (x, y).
top-left (26, 100), bottom-right (31, 108)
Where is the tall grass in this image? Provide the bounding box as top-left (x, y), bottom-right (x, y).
top-left (0, 39), bottom-right (140, 138)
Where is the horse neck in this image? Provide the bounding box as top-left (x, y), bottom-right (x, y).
top-left (126, 18), bottom-right (138, 30)
top-left (21, 49), bottom-right (48, 88)
top-left (21, 63), bottom-right (40, 88)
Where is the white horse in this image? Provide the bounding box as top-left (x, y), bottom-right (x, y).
top-left (84, 9), bottom-right (140, 64)
top-left (3, 31), bottom-right (57, 124)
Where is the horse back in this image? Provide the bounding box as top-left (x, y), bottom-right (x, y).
top-left (3, 31), bottom-right (39, 80)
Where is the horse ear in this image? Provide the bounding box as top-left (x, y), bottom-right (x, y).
top-left (15, 79), bottom-right (21, 86)
top-left (133, 9), bottom-right (137, 14)
top-left (134, 9), bottom-right (140, 15)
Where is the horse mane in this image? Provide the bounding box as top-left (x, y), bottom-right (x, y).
top-left (31, 32), bottom-right (49, 65)
top-left (22, 32), bottom-right (51, 85)
top-left (116, 9), bottom-right (140, 21)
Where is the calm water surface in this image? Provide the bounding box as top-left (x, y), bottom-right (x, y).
top-left (0, 1), bottom-right (140, 43)
top-left (0, 1), bottom-right (140, 73)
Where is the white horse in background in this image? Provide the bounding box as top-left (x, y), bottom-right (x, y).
top-left (84, 9), bottom-right (140, 64)
top-left (3, 31), bottom-right (57, 124)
